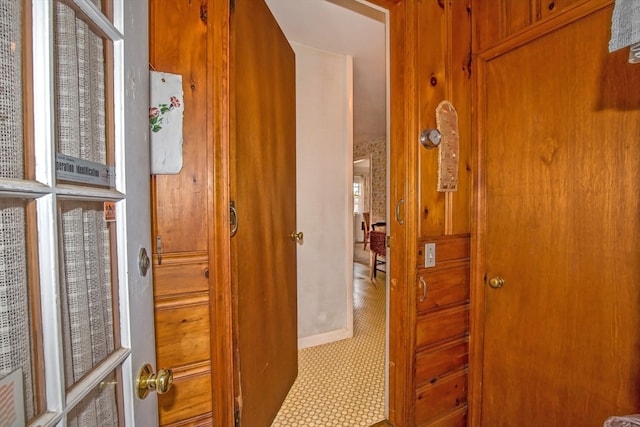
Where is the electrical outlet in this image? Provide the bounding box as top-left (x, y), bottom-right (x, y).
top-left (425, 243), bottom-right (436, 268)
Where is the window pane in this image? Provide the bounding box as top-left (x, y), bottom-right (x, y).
top-left (0, 0), bottom-right (24, 179)
top-left (55, 2), bottom-right (109, 166)
top-left (0, 199), bottom-right (36, 419)
top-left (67, 371), bottom-right (119, 427)
top-left (59, 201), bottom-right (117, 386)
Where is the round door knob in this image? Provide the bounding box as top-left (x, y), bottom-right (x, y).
top-left (290, 231), bottom-right (303, 242)
top-left (488, 276), bottom-right (505, 289)
top-left (136, 363), bottom-right (174, 399)
top-left (154, 368), bottom-right (174, 394)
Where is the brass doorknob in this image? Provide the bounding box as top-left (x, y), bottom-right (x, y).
top-left (136, 363), bottom-right (174, 399)
top-left (290, 231), bottom-right (303, 242)
top-left (488, 276), bottom-right (505, 289)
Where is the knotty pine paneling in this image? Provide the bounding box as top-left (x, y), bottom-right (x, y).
top-left (152, 253), bottom-right (209, 297)
top-left (474, 0), bottom-right (589, 52)
top-left (150, 2), bottom-right (213, 426)
top-left (415, 368), bottom-right (468, 425)
top-left (415, 338), bottom-right (468, 388)
top-left (416, 0), bottom-right (472, 237)
top-left (448, 0), bottom-right (472, 235)
top-left (154, 297), bottom-right (211, 368)
top-left (417, 0), bottom-right (447, 236)
top-left (158, 365), bottom-right (212, 426)
top-left (150, 0), bottom-right (209, 254)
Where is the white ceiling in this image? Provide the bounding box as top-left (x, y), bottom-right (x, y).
top-left (265, 0), bottom-right (387, 144)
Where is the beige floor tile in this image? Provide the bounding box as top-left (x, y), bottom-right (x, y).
top-left (272, 261), bottom-right (386, 427)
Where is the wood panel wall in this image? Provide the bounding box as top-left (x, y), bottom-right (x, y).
top-left (416, 0), bottom-right (472, 238)
top-left (474, 0), bottom-right (585, 52)
top-left (150, 1), bottom-right (215, 425)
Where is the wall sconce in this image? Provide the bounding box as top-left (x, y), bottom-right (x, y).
top-left (420, 128), bottom-right (442, 149)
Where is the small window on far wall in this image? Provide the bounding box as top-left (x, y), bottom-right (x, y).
top-left (353, 178), bottom-right (362, 214)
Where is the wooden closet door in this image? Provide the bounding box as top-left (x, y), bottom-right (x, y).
top-left (476, 5), bottom-right (640, 426)
top-left (231, 0), bottom-right (298, 425)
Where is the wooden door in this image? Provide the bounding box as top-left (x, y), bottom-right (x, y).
top-left (231, 0), bottom-right (298, 426)
top-left (476, 5), bottom-right (640, 426)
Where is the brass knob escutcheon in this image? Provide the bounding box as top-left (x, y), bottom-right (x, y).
top-left (290, 231), bottom-right (303, 242)
top-left (136, 363), bottom-right (174, 399)
top-left (488, 276), bottom-right (505, 289)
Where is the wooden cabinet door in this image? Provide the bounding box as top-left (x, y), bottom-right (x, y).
top-left (231, 0), bottom-right (298, 426)
top-left (476, 5), bottom-right (640, 426)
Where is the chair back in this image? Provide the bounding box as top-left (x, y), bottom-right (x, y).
top-left (369, 230), bottom-right (386, 257)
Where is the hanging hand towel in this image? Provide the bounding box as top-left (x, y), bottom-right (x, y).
top-left (609, 0), bottom-right (640, 52)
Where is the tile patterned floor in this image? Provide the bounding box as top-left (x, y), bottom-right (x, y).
top-left (272, 262), bottom-right (386, 427)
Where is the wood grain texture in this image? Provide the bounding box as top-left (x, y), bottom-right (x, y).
top-left (423, 405), bottom-right (467, 427)
top-left (417, 234), bottom-right (471, 266)
top-left (150, 0), bottom-right (209, 254)
top-left (152, 253), bottom-right (209, 297)
top-left (447, 0), bottom-right (473, 236)
top-left (154, 297), bottom-right (211, 368)
top-left (416, 0), bottom-right (472, 237)
top-left (417, 0), bottom-right (447, 236)
top-left (473, 4), bottom-right (640, 426)
top-left (415, 338), bottom-right (469, 388)
top-left (473, 0), bottom-right (607, 52)
top-left (416, 305), bottom-right (469, 350)
top-left (413, 237), bottom-right (470, 425)
top-left (384, 1), bottom-right (413, 424)
top-left (158, 367), bottom-right (212, 426)
top-left (150, 2), bottom-right (214, 425)
top-left (208, 0), bottom-right (235, 425)
top-left (415, 369), bottom-right (468, 426)
top-left (416, 264), bottom-right (469, 313)
top-left (231, 0), bottom-right (298, 425)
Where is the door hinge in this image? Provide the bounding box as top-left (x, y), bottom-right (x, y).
top-left (385, 235), bottom-right (391, 248)
top-left (234, 406), bottom-right (240, 427)
top-left (230, 0), bottom-right (235, 12)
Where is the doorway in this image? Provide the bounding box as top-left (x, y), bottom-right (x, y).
top-left (353, 155), bottom-right (372, 265)
top-left (265, 0), bottom-right (390, 424)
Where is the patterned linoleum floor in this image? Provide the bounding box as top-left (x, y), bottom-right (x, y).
top-left (271, 260), bottom-right (386, 427)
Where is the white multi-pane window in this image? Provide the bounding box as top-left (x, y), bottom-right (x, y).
top-left (0, 1), bottom-right (155, 425)
top-left (353, 177), bottom-right (362, 214)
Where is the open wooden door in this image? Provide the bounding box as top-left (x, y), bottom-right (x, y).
top-left (230, 0), bottom-right (298, 426)
top-left (475, 5), bottom-right (640, 426)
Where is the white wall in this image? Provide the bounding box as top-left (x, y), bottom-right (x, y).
top-left (294, 42), bottom-right (354, 348)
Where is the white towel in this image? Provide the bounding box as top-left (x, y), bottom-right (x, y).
top-left (609, 0), bottom-right (640, 51)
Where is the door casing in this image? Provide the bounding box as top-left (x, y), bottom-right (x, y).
top-left (208, 0), bottom-right (418, 426)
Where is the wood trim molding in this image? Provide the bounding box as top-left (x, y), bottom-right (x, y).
top-left (154, 292), bottom-right (209, 309)
top-left (468, 24), bottom-right (489, 427)
top-left (152, 251), bottom-right (208, 266)
top-left (476, 0), bottom-right (612, 59)
top-left (208, 1), bottom-right (234, 426)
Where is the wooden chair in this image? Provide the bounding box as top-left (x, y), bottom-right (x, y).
top-left (369, 230), bottom-right (386, 281)
top-left (362, 212), bottom-right (371, 249)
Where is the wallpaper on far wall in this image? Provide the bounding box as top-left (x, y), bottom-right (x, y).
top-left (354, 135), bottom-right (386, 225)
